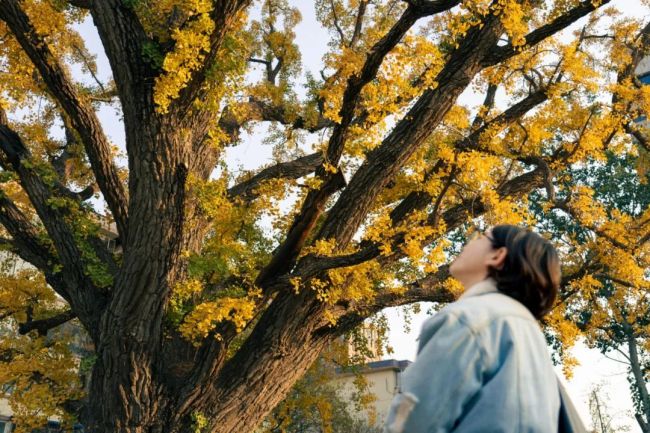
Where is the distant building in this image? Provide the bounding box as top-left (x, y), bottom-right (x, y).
top-left (345, 323), bottom-right (384, 364)
top-left (332, 358), bottom-right (411, 426)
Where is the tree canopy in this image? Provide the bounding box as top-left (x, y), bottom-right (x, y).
top-left (0, 0), bottom-right (648, 432)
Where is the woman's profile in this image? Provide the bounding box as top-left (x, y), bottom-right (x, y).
top-left (384, 224), bottom-right (583, 433)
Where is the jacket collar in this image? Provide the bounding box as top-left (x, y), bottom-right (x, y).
top-left (458, 277), bottom-right (499, 300)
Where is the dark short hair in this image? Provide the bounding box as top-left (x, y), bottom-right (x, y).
top-left (487, 225), bottom-right (561, 319)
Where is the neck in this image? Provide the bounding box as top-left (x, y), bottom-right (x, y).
top-left (459, 273), bottom-right (489, 292)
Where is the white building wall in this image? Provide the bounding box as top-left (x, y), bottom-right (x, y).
top-left (331, 366), bottom-right (403, 426)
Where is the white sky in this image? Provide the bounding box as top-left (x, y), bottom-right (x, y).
top-left (68, 0), bottom-right (649, 430)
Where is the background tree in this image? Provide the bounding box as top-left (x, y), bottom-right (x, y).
top-left (538, 149), bottom-right (650, 432)
top-left (525, 21), bottom-right (650, 429)
top-left (588, 383), bottom-right (632, 433)
top-left (0, 0), bottom-right (648, 432)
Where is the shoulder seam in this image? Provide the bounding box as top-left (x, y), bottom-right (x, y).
top-left (441, 311), bottom-right (488, 370)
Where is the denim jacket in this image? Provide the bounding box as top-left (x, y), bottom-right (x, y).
top-left (384, 278), bottom-right (560, 433)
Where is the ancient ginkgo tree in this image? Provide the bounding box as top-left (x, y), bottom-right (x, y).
top-left (0, 0), bottom-right (649, 432)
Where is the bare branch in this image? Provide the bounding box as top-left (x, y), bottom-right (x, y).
top-left (244, 98), bottom-right (334, 132)
top-left (581, 34), bottom-right (615, 40)
top-left (0, 195), bottom-right (57, 274)
top-left (407, 0), bottom-right (462, 15)
top-left (88, 86), bottom-right (119, 103)
top-left (248, 57), bottom-right (270, 66)
top-left (329, 0), bottom-right (348, 45)
top-left (470, 83), bottom-right (498, 131)
top-left (71, 42), bottom-right (106, 93)
top-left (349, 0), bottom-right (368, 48)
top-left (626, 122), bottom-right (650, 153)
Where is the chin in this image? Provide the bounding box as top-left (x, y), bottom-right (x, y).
top-left (449, 261), bottom-right (458, 278)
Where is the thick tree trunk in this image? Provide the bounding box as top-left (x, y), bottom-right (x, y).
top-left (84, 111), bottom-right (194, 431)
top-left (172, 289), bottom-right (335, 433)
top-left (84, 291), bottom-right (336, 433)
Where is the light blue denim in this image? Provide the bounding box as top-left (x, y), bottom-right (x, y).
top-left (384, 278), bottom-right (560, 433)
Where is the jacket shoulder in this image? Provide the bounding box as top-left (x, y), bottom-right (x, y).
top-left (443, 291), bottom-right (538, 331)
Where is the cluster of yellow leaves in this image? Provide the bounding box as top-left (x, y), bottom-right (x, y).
top-left (544, 305), bottom-right (581, 378)
top-left (0, 269), bottom-right (83, 433)
top-left (178, 289), bottom-right (260, 343)
top-left (154, 2), bottom-right (215, 112)
top-left (422, 239), bottom-right (451, 274)
top-left (442, 277), bottom-right (464, 299)
top-left (360, 35), bottom-right (444, 124)
top-left (454, 151), bottom-right (503, 191)
top-left (195, 14), bottom-right (250, 122)
top-left (296, 240), bottom-right (403, 326)
top-left (482, 189), bottom-right (535, 227)
top-left (319, 47), bottom-right (365, 124)
top-left (140, 0), bottom-right (251, 116)
top-left (189, 174), bottom-right (272, 273)
top-left (496, 0), bottom-right (528, 48)
top-left (170, 278), bottom-right (204, 313)
top-left (570, 185), bottom-right (608, 227)
top-left (0, 336), bottom-right (83, 433)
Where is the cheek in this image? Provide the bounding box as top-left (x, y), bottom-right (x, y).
top-left (453, 244), bottom-right (484, 269)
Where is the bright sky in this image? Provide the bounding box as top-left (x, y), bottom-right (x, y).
top-left (69, 1), bottom-right (649, 431)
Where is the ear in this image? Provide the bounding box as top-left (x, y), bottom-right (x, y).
top-left (486, 247), bottom-right (507, 270)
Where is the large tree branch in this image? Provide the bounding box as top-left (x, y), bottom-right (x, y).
top-left (0, 195), bottom-right (55, 272)
top-left (215, 98), bottom-right (333, 153)
top-left (0, 114), bottom-right (108, 340)
top-left (287, 163), bottom-right (549, 285)
top-left (317, 160), bottom-right (587, 339)
top-left (254, 2), bottom-right (462, 287)
top-left (279, 84), bottom-right (551, 290)
top-left (326, 249), bottom-right (624, 338)
top-left (0, 0), bottom-right (129, 239)
top-left (227, 153), bottom-right (324, 203)
top-left (319, 265), bottom-right (454, 338)
top-left (329, 0), bottom-right (347, 45)
top-left (315, 13), bottom-right (505, 250)
top-left (349, 0), bottom-right (368, 48)
top-left (18, 309), bottom-right (77, 336)
top-left (0, 195), bottom-right (84, 315)
top-left (627, 123), bottom-right (650, 153)
top-left (87, 0), bottom-right (153, 118)
top-left (315, 0), bottom-right (606, 253)
top-left (482, 0), bottom-right (612, 67)
top-left (406, 0), bottom-right (462, 14)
